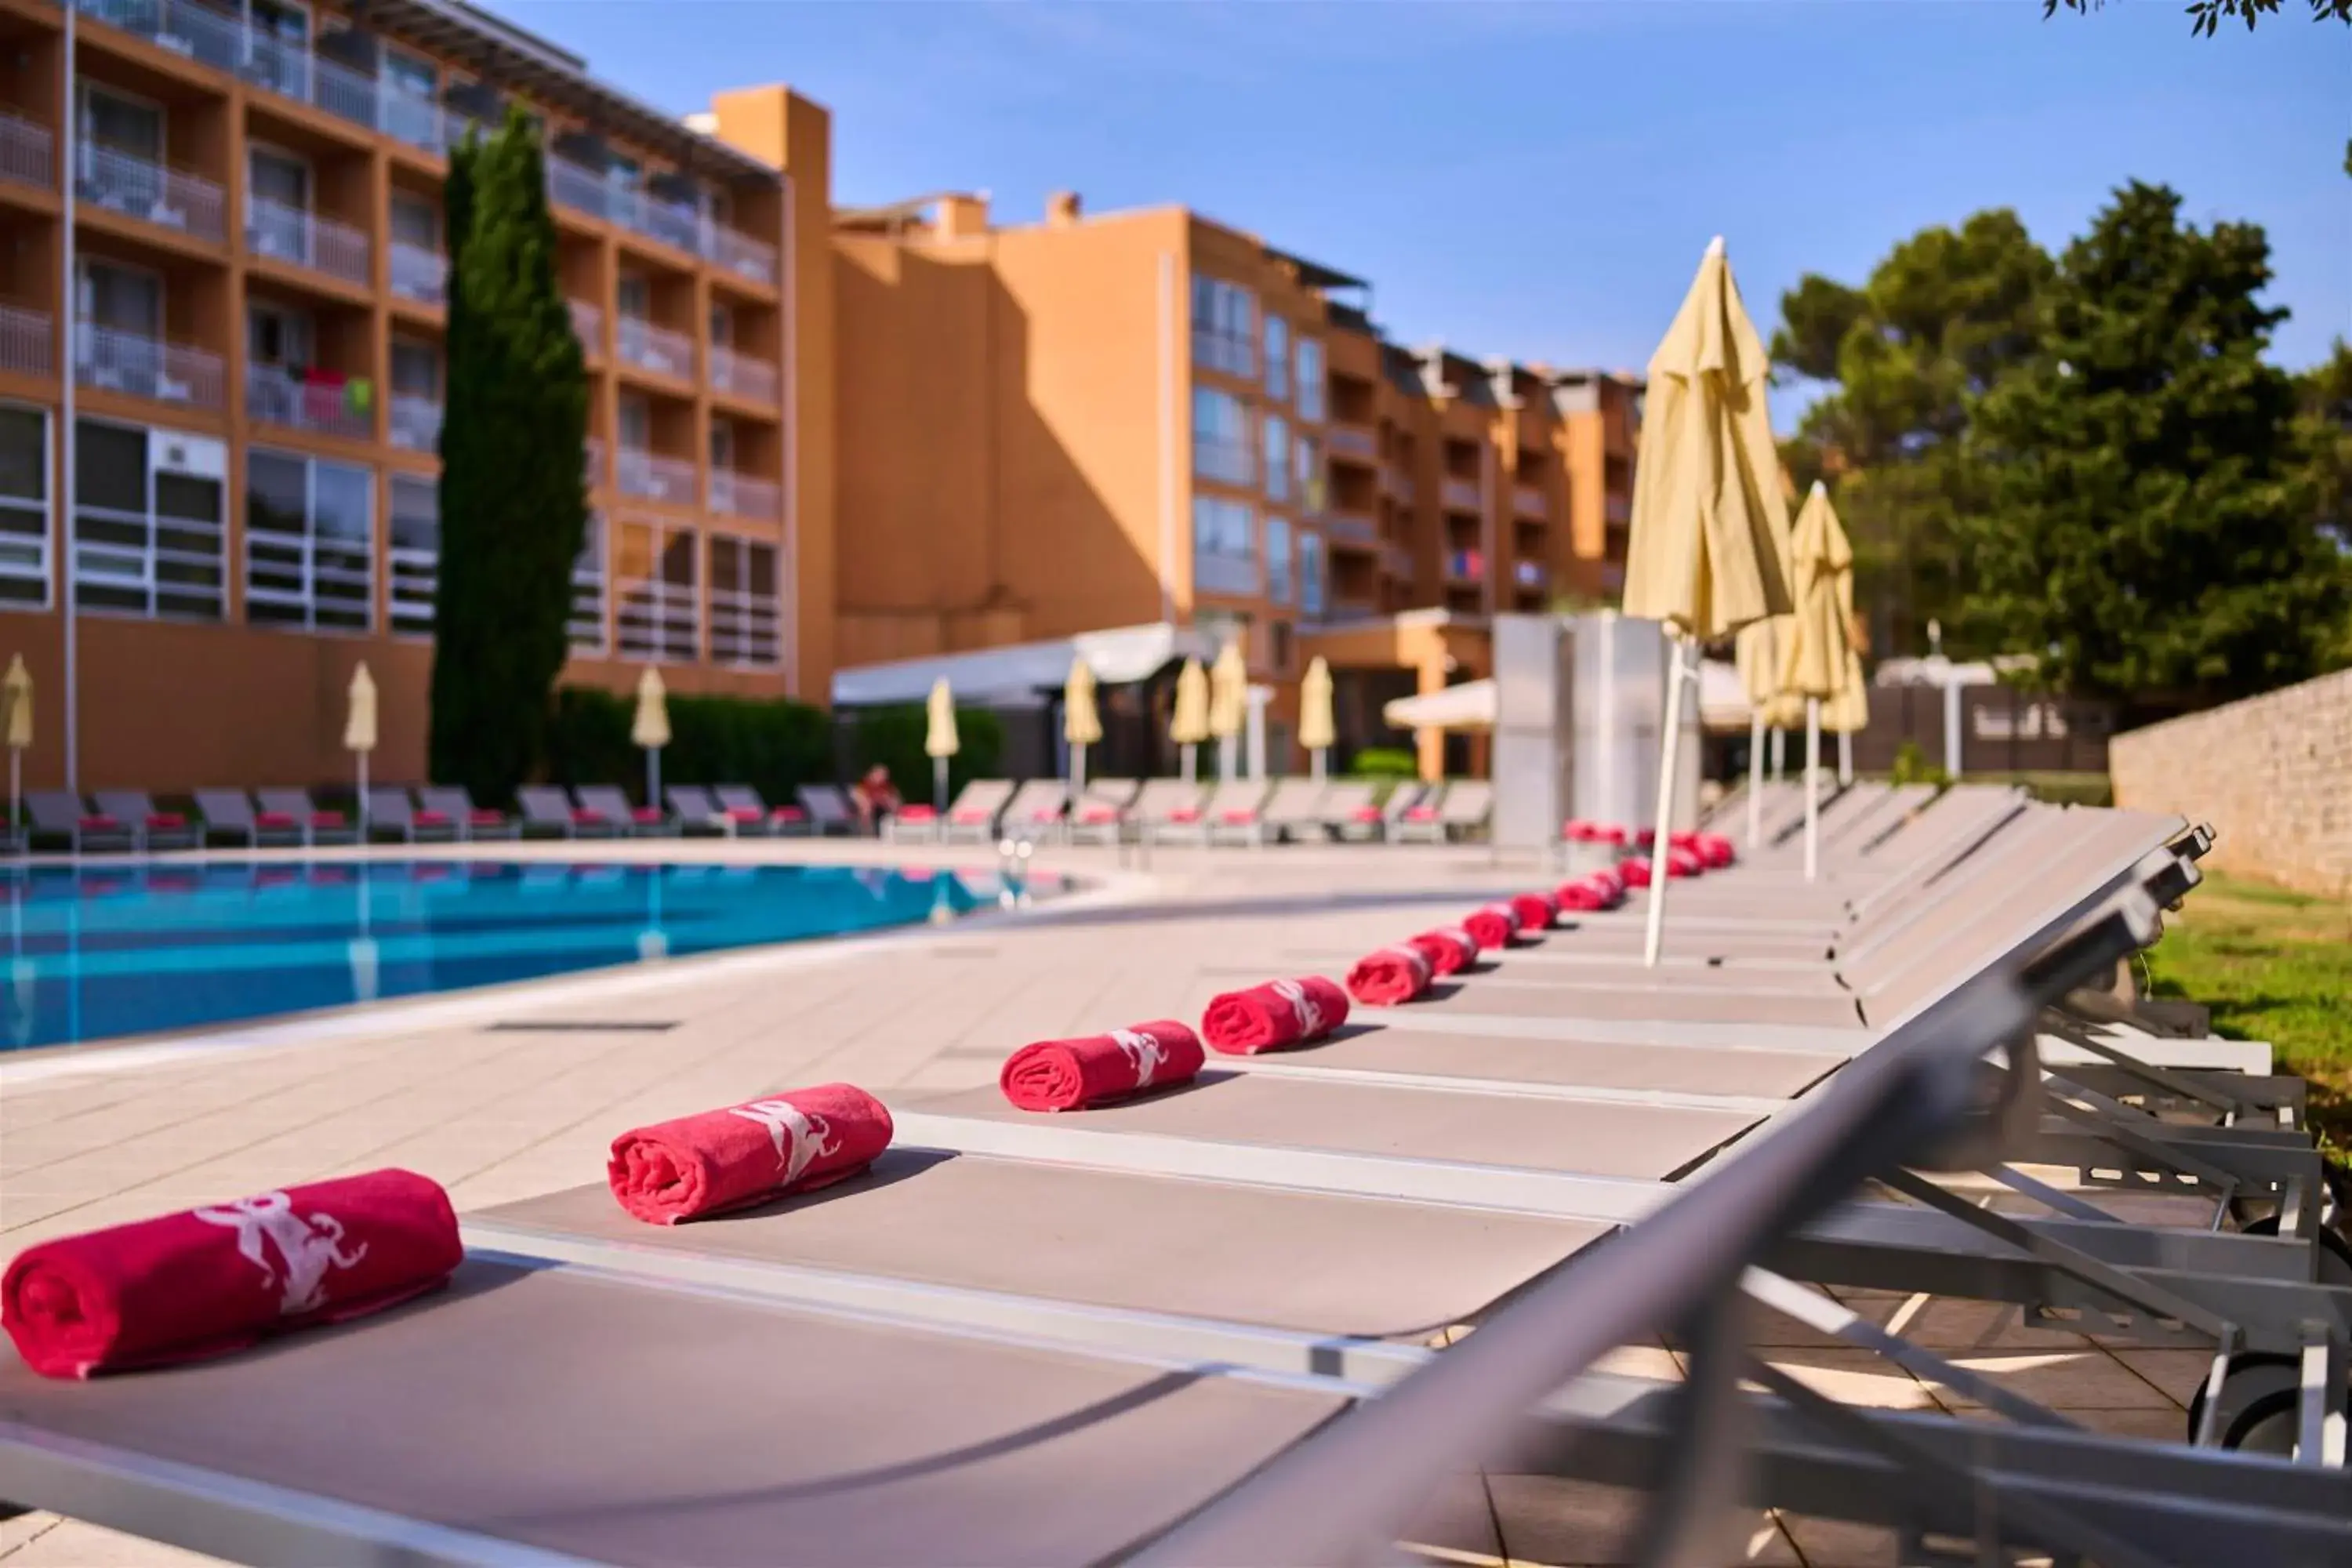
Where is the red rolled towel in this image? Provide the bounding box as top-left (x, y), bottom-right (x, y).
top-left (632, 807), bottom-right (664, 826)
top-left (1666, 846), bottom-right (1704, 878)
top-left (413, 808), bottom-right (452, 826)
top-left (572, 808), bottom-right (604, 826)
top-left (467, 808), bottom-right (504, 827)
top-left (311, 811), bottom-right (345, 829)
top-left (897, 804), bottom-right (939, 823)
top-left (78, 815), bottom-right (120, 831)
top-left (1407, 927), bottom-right (1479, 976)
top-left (606, 1083), bottom-right (895, 1225)
top-left (1509, 891), bottom-right (1559, 932)
top-left (1000, 1020), bottom-right (1204, 1112)
top-left (1555, 874), bottom-right (1617, 912)
top-left (1634, 827), bottom-right (1657, 848)
top-left (1563, 818), bottom-right (1626, 845)
top-left (1402, 804), bottom-right (1437, 822)
top-left (771, 805), bottom-right (808, 822)
top-left (146, 811), bottom-right (186, 829)
top-left (2, 1170), bottom-right (461, 1380)
top-left (1693, 832), bottom-right (1735, 869)
top-left (1200, 975), bottom-right (1350, 1054)
top-left (1619, 855), bottom-right (1653, 888)
top-left (1347, 943), bottom-right (1435, 1006)
top-left (1462, 902), bottom-right (1521, 950)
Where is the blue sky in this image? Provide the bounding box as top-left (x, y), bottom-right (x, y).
top-left (505, 0), bottom-right (2347, 427)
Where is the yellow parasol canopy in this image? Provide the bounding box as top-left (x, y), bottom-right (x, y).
top-left (1621, 237), bottom-right (1793, 641)
top-left (343, 662), bottom-right (378, 753)
top-left (1207, 639), bottom-right (1248, 739)
top-left (1779, 482), bottom-right (1855, 700)
top-left (2, 655), bottom-right (31, 751)
top-left (1298, 655), bottom-right (1336, 752)
top-left (631, 666), bottom-right (671, 750)
top-left (1171, 658), bottom-right (1210, 746)
top-left (1824, 648), bottom-right (1871, 735)
top-left (924, 678), bottom-right (960, 759)
top-left (1063, 656), bottom-right (1102, 746)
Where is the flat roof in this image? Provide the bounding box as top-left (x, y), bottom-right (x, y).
top-left (1264, 245), bottom-right (1369, 292)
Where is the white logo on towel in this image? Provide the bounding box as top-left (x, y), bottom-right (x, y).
top-left (1381, 945), bottom-right (1433, 982)
top-left (729, 1099), bottom-right (841, 1185)
top-left (191, 1192), bottom-right (369, 1316)
top-left (1270, 978), bottom-right (1324, 1034)
top-left (1109, 1028), bottom-right (1167, 1087)
top-left (1439, 928), bottom-right (1474, 956)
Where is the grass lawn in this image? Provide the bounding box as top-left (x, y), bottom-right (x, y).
top-left (2141, 872), bottom-right (2352, 1167)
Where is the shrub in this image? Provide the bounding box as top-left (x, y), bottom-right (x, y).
top-left (1889, 740), bottom-right (1952, 789)
top-left (544, 686), bottom-right (830, 805)
top-left (1348, 746), bottom-right (1421, 780)
top-left (843, 704), bottom-right (1007, 806)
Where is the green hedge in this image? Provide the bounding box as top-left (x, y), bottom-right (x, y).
top-left (1347, 746), bottom-right (1420, 780)
top-left (545, 686), bottom-right (831, 805)
top-left (844, 703), bottom-right (1006, 807)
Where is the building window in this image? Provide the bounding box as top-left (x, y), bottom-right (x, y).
top-left (390, 191), bottom-right (437, 250)
top-left (73, 419), bottom-right (227, 622)
top-left (1297, 338), bottom-right (1326, 423)
top-left (1191, 387), bottom-right (1253, 487)
top-left (1189, 274), bottom-right (1256, 378)
top-left (1295, 433), bottom-right (1325, 514)
top-left (709, 534), bottom-right (781, 666)
top-left (571, 512), bottom-right (607, 652)
top-left (1265, 517), bottom-right (1292, 605)
top-left (245, 448), bottom-right (374, 632)
top-left (1265, 318), bottom-right (1290, 403)
top-left (388, 474), bottom-right (437, 637)
top-left (1299, 531), bottom-right (1327, 619)
top-left (1263, 414), bottom-right (1290, 503)
top-left (1191, 495), bottom-right (1258, 598)
top-left (1269, 619), bottom-right (1294, 675)
top-left (0, 407), bottom-right (50, 608)
top-left (615, 518), bottom-right (699, 662)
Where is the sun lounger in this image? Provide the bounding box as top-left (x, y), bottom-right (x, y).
top-left (1370, 782), bottom-right (1428, 842)
top-left (416, 785), bottom-right (519, 841)
top-left (1065, 778), bottom-right (1138, 846)
top-left (1126, 778), bottom-right (1207, 842)
top-left (1216, 778), bottom-right (1321, 847)
top-left (191, 789), bottom-right (290, 849)
top-left (356, 788), bottom-right (448, 844)
top-left (515, 785), bottom-right (605, 839)
top-left (574, 784), bottom-right (669, 837)
top-left (1316, 780), bottom-right (1384, 841)
top-left (996, 779), bottom-right (1071, 841)
top-left (901, 778), bottom-right (1013, 844)
top-left (786, 783), bottom-right (848, 836)
top-left (251, 788), bottom-right (357, 848)
top-left (1163, 779), bottom-right (1268, 846)
top-left (24, 790), bottom-right (136, 854)
top-left (89, 790), bottom-right (198, 853)
top-left (662, 785), bottom-right (734, 836)
top-left (1388, 781), bottom-right (1453, 844)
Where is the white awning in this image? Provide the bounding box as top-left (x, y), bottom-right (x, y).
top-left (831, 622), bottom-right (1214, 708)
top-left (1384, 680), bottom-right (1496, 732)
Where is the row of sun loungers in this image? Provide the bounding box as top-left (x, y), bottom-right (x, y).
top-left (5, 775), bottom-right (2343, 1565)
top-left (891, 776), bottom-right (1495, 846)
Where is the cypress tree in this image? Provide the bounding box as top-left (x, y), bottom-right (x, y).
top-left (429, 109), bottom-right (590, 801)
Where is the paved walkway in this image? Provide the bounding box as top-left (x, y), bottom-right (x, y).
top-left (0, 837), bottom-right (2216, 1566)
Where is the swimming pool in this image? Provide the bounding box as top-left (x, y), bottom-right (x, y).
top-left (0, 860), bottom-right (1056, 1052)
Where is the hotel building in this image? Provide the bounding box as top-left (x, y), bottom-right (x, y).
top-left (0, 0), bottom-right (832, 790)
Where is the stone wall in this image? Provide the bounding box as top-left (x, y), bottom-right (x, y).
top-left (2109, 669), bottom-right (2352, 898)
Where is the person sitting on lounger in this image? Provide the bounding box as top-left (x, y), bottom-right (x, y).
top-left (850, 765), bottom-right (902, 834)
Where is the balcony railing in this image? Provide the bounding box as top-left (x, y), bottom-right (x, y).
top-left (0, 303), bottom-right (53, 379)
top-left (76, 321), bottom-right (224, 409)
top-left (1326, 423), bottom-right (1376, 461)
top-left (584, 436), bottom-right (606, 488)
top-left (382, 89), bottom-right (443, 154)
top-left (77, 144), bottom-right (227, 245)
top-left (543, 156), bottom-right (778, 280)
top-left (1193, 552), bottom-right (1261, 598)
top-left (615, 447), bottom-right (696, 505)
top-left (709, 470), bottom-right (780, 521)
top-left (389, 241), bottom-right (446, 306)
top-left (1381, 542), bottom-right (1414, 578)
top-left (615, 316), bottom-right (694, 379)
top-left (1440, 477), bottom-right (1482, 514)
top-left (1513, 484), bottom-right (1546, 517)
top-left (568, 299), bottom-right (604, 358)
top-left (1381, 465), bottom-right (1415, 505)
top-left (246, 198), bottom-right (370, 287)
top-left (0, 112), bottom-right (53, 192)
top-left (389, 393), bottom-right (442, 452)
top-left (1322, 510), bottom-right (1377, 545)
top-left (76, 0), bottom-right (245, 74)
top-left (710, 226), bottom-right (779, 287)
top-left (1191, 332), bottom-right (1255, 379)
top-left (709, 344), bottom-right (779, 405)
top-left (246, 364), bottom-right (373, 441)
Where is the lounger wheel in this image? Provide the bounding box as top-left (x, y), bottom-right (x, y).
top-left (2238, 1213), bottom-right (2352, 1287)
top-left (2185, 1351), bottom-right (2352, 1457)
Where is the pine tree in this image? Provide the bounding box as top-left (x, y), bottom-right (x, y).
top-left (429, 110), bottom-right (590, 800)
top-left (1964, 181), bottom-right (2347, 711)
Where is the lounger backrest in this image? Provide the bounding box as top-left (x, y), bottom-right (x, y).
top-left (256, 789), bottom-right (318, 819)
top-left (416, 786), bottom-right (479, 820)
top-left (516, 786), bottom-right (572, 824)
top-left (713, 785), bottom-right (767, 815)
top-left (90, 789), bottom-right (156, 824)
top-left (25, 791), bottom-right (87, 831)
top-left (1316, 781), bottom-right (1375, 820)
top-left (1261, 778), bottom-right (1326, 822)
top-left (943, 779), bottom-right (1015, 821)
top-left (1131, 778), bottom-right (1204, 822)
top-left (195, 789), bottom-right (257, 829)
top-left (795, 785), bottom-right (851, 823)
top-left (1836, 806), bottom-right (2071, 968)
top-left (1084, 777), bottom-right (1140, 808)
top-left (1203, 779), bottom-right (1269, 817)
top-left (1000, 779), bottom-right (1068, 825)
top-left (1439, 780), bottom-right (1492, 823)
top-left (669, 786), bottom-right (719, 818)
top-left (364, 788), bottom-right (415, 826)
top-left (575, 785), bottom-right (633, 818)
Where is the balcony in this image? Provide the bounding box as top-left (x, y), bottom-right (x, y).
top-left (1190, 332), bottom-right (1254, 380)
top-left (389, 241), bottom-right (445, 307)
top-left (1513, 559), bottom-right (1550, 593)
top-left (0, 303), bottom-right (52, 379)
top-left (246, 364), bottom-right (372, 441)
top-left (1325, 424), bottom-right (1376, 462)
top-left (1322, 510), bottom-right (1377, 546)
top-left (568, 299), bottom-right (603, 357)
top-left (1193, 552), bottom-right (1261, 598)
top-left (246, 198), bottom-right (370, 288)
top-left (1381, 542), bottom-right (1414, 578)
top-left (710, 227), bottom-right (779, 288)
top-left (709, 344), bottom-right (779, 405)
top-left (381, 89), bottom-right (444, 155)
top-left (1513, 484), bottom-right (1546, 517)
top-left (584, 436), bottom-right (605, 488)
top-left (615, 315), bottom-right (693, 380)
top-left (615, 447), bottom-right (695, 505)
top-left (76, 0), bottom-right (245, 74)
top-left (0, 112), bottom-right (53, 193)
top-left (76, 144), bottom-right (227, 245)
top-left (1439, 477), bottom-right (1482, 514)
top-left (709, 470), bottom-right (780, 521)
top-left (1381, 464), bottom-right (1415, 505)
top-left (390, 393), bottom-right (442, 452)
top-left (74, 0), bottom-right (383, 136)
top-left (1444, 548), bottom-right (1486, 584)
top-left (76, 321), bottom-right (224, 409)
top-left (244, 31), bottom-right (379, 134)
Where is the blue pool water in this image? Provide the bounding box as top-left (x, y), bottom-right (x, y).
top-left (0, 861), bottom-right (1058, 1051)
